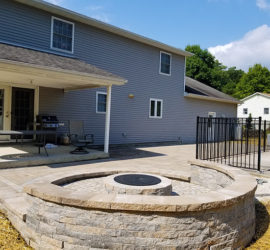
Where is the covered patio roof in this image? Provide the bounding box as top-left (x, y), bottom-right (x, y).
top-left (0, 43), bottom-right (126, 153)
top-left (0, 43), bottom-right (127, 91)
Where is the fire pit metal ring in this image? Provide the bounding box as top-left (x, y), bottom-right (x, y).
top-left (104, 172), bottom-right (172, 196)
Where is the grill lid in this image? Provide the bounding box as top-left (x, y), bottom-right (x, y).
top-left (37, 115), bottom-right (58, 123)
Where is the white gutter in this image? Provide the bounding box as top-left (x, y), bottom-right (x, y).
top-left (0, 58), bottom-right (127, 85)
top-left (16, 0), bottom-right (193, 58)
top-left (184, 92), bottom-right (241, 105)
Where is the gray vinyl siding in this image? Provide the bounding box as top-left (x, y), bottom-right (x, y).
top-left (181, 98), bottom-right (237, 143)
top-left (0, 0), bottom-right (52, 52)
top-left (2, 0), bottom-right (237, 144)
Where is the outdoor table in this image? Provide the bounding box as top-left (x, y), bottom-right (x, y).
top-left (0, 130), bottom-right (58, 156)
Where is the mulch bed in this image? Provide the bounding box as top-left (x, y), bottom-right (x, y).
top-left (246, 200), bottom-right (270, 249)
top-left (0, 211), bottom-right (31, 250)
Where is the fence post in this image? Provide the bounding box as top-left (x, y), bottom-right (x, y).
top-left (196, 116), bottom-right (199, 159)
top-left (258, 117), bottom-right (262, 171)
top-left (264, 120), bottom-right (266, 152)
top-left (224, 118), bottom-right (227, 163)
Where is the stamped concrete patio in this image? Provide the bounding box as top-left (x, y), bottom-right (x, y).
top-left (0, 143), bottom-right (269, 201)
top-left (0, 144), bottom-right (196, 248)
top-left (0, 144), bottom-right (269, 248)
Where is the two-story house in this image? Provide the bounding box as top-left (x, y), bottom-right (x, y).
top-left (0, 0), bottom-right (239, 152)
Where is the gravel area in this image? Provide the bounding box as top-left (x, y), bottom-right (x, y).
top-left (171, 179), bottom-right (211, 195)
top-left (62, 176), bottom-right (107, 193)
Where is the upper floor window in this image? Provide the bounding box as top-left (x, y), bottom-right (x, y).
top-left (51, 17), bottom-right (74, 53)
top-left (264, 108), bottom-right (269, 115)
top-left (159, 52), bottom-right (171, 75)
top-left (243, 108), bottom-right (248, 115)
top-left (96, 92), bottom-right (107, 114)
top-left (149, 98), bottom-right (163, 118)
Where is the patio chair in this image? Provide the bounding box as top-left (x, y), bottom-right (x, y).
top-left (68, 120), bottom-right (94, 154)
top-left (35, 134), bottom-right (49, 156)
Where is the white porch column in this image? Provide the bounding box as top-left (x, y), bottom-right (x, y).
top-left (104, 85), bottom-right (112, 153)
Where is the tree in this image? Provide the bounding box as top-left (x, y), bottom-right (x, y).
top-left (234, 64), bottom-right (270, 99)
top-left (185, 45), bottom-right (244, 92)
top-left (185, 45), bottom-right (270, 99)
top-left (222, 67), bottom-right (244, 96)
top-left (185, 45), bottom-right (216, 88)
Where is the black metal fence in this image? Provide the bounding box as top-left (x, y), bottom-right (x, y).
top-left (196, 117), bottom-right (270, 171)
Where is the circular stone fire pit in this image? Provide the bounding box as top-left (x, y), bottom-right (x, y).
top-left (104, 173), bottom-right (172, 195)
top-left (22, 161), bottom-right (257, 249)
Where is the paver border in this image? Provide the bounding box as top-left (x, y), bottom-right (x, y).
top-left (24, 160), bottom-right (257, 212)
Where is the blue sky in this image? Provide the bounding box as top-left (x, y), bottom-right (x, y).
top-left (46, 0), bottom-right (270, 71)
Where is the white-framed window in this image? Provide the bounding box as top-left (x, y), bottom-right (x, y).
top-left (96, 91), bottom-right (107, 114)
top-left (243, 108), bottom-right (248, 115)
top-left (264, 108), bottom-right (269, 115)
top-left (149, 98), bottom-right (163, 118)
top-left (159, 51), bottom-right (171, 75)
top-left (51, 16), bottom-right (75, 53)
top-left (208, 112), bottom-right (216, 118)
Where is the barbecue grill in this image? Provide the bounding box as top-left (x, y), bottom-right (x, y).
top-left (36, 115), bottom-right (60, 129)
top-left (36, 115), bottom-right (64, 143)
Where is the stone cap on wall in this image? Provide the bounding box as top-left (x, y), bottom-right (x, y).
top-left (23, 161), bottom-right (257, 213)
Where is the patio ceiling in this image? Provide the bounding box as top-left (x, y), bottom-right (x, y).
top-left (0, 43), bottom-right (127, 91)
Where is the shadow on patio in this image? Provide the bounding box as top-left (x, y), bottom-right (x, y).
top-left (0, 143), bottom-right (108, 168)
top-left (46, 144), bottom-right (171, 169)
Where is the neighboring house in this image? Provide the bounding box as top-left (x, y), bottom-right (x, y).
top-left (238, 92), bottom-right (270, 120)
top-left (0, 0), bottom-right (239, 150)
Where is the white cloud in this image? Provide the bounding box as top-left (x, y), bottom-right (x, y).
top-left (87, 6), bottom-right (103, 12)
top-left (45, 0), bottom-right (64, 5)
top-left (256, 0), bottom-right (270, 10)
top-left (84, 5), bottom-right (110, 23)
top-left (208, 25), bottom-right (270, 71)
top-left (90, 14), bottom-right (110, 23)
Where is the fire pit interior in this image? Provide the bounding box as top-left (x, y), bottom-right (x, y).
top-left (114, 173), bottom-right (161, 186)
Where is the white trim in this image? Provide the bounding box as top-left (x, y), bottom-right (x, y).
top-left (184, 92), bottom-right (241, 104)
top-left (0, 85), bottom-right (11, 137)
top-left (0, 59), bottom-right (126, 92)
top-left (0, 58), bottom-right (126, 84)
top-left (240, 92), bottom-right (270, 102)
top-left (159, 51), bottom-right (172, 76)
top-left (0, 81), bottom-right (36, 89)
top-left (149, 98), bottom-right (163, 119)
top-left (96, 91), bottom-right (107, 114)
top-left (0, 84), bottom-right (40, 139)
top-left (104, 85), bottom-right (112, 153)
top-left (50, 16), bottom-right (75, 54)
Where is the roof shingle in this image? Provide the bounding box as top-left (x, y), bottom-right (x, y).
top-left (185, 77), bottom-right (239, 103)
top-left (0, 43), bottom-right (125, 81)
